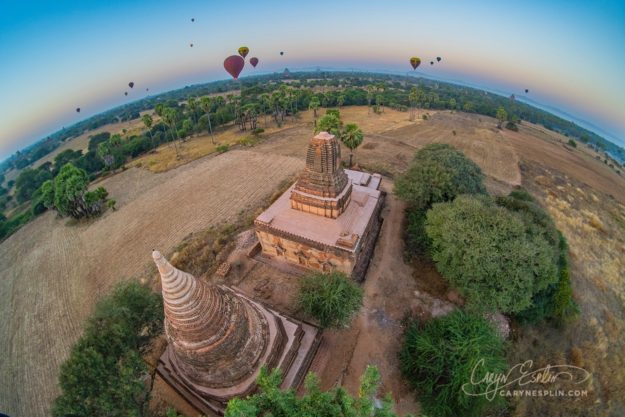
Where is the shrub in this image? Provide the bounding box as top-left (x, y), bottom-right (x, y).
top-left (567, 138), bottom-right (577, 148)
top-left (505, 121), bottom-right (519, 131)
top-left (394, 144), bottom-right (486, 211)
top-left (251, 127), bottom-right (265, 136)
top-left (216, 143), bottom-right (230, 153)
top-left (400, 311), bottom-right (507, 417)
top-left (52, 281), bottom-right (163, 417)
top-left (426, 195), bottom-right (558, 313)
top-left (298, 271), bottom-right (363, 328)
top-left (225, 365), bottom-right (405, 417)
top-left (405, 208), bottom-right (431, 255)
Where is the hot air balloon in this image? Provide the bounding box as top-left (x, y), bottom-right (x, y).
top-left (191, 18), bottom-right (195, 22)
top-left (190, 43), bottom-right (194, 47)
top-left (224, 55), bottom-right (245, 79)
top-left (409, 56), bottom-right (421, 70)
top-left (76, 107), bottom-right (80, 113)
top-left (280, 51), bottom-right (284, 56)
top-left (250, 57), bottom-right (259, 68)
top-left (128, 82), bottom-right (134, 88)
top-left (124, 92), bottom-right (128, 96)
top-left (436, 56), bottom-right (442, 62)
top-left (146, 88), bottom-right (149, 92)
top-left (238, 46), bottom-right (249, 58)
top-left (525, 89), bottom-right (529, 93)
top-left (430, 61), bottom-right (434, 65)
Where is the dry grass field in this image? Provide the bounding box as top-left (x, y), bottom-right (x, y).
top-left (0, 150), bottom-right (304, 417)
top-left (1, 105), bottom-right (624, 416)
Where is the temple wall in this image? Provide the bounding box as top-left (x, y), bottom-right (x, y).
top-left (256, 230), bottom-right (355, 274)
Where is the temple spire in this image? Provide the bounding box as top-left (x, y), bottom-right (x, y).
top-left (152, 250), bottom-right (270, 388)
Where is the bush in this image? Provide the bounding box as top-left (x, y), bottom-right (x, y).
top-left (567, 138), bottom-right (577, 148)
top-left (225, 365), bottom-right (404, 417)
top-left (426, 195), bottom-right (558, 313)
top-left (405, 208), bottom-right (431, 255)
top-left (52, 280), bottom-right (163, 417)
top-left (505, 121), bottom-right (519, 131)
top-left (216, 143), bottom-right (230, 153)
top-left (298, 271), bottom-right (363, 328)
top-left (400, 311), bottom-right (507, 417)
top-left (251, 127), bottom-right (265, 136)
top-left (395, 144), bottom-right (485, 211)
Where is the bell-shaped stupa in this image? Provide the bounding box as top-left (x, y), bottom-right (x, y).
top-left (153, 251), bottom-right (320, 415)
top-left (153, 250), bottom-right (270, 387)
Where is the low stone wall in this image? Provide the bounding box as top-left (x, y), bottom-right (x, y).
top-left (351, 191), bottom-right (386, 282)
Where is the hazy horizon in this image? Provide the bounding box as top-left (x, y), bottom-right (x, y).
top-left (2, 0), bottom-right (624, 160)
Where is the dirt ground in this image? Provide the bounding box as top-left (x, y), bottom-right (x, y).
top-left (1, 105), bottom-right (625, 417)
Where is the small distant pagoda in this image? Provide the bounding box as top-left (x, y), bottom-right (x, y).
top-left (153, 251), bottom-right (319, 416)
top-left (254, 132), bottom-right (384, 281)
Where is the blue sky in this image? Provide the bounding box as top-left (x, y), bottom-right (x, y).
top-left (1, 0), bottom-right (624, 160)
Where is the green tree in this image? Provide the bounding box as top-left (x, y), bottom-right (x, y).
top-left (400, 311), bottom-right (507, 417)
top-left (496, 106), bottom-right (507, 129)
top-left (426, 195), bottom-right (558, 313)
top-left (200, 96), bottom-right (215, 143)
top-left (309, 96), bottom-right (321, 121)
top-left (48, 163), bottom-right (109, 219)
top-left (394, 144), bottom-right (486, 210)
top-left (340, 123), bottom-right (364, 167)
top-left (298, 271), bottom-right (363, 328)
top-left (141, 113), bottom-right (155, 148)
top-left (225, 365), bottom-right (408, 417)
top-left (314, 113), bottom-right (342, 136)
top-left (52, 280), bottom-right (163, 417)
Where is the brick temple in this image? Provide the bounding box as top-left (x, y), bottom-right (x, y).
top-left (254, 131), bottom-right (384, 281)
top-left (152, 251), bottom-right (320, 416)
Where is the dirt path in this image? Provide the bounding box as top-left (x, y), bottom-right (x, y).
top-left (340, 180), bottom-right (454, 416)
top-left (0, 150), bottom-right (303, 417)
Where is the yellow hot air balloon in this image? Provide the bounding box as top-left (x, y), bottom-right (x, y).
top-left (409, 56), bottom-right (421, 70)
top-left (238, 46), bottom-right (249, 59)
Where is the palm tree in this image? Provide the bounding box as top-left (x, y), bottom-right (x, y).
top-left (340, 123), bottom-right (364, 167)
top-left (309, 96), bottom-right (320, 127)
top-left (259, 93), bottom-right (271, 127)
top-left (199, 96), bottom-right (215, 143)
top-left (141, 114), bottom-right (155, 148)
top-left (162, 107), bottom-right (180, 158)
top-left (187, 97), bottom-right (198, 128)
top-left (337, 94), bottom-right (345, 108)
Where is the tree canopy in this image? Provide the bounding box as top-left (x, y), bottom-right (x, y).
top-left (425, 194), bottom-right (558, 313)
top-left (52, 280), bottom-right (163, 417)
top-left (42, 163), bottom-right (109, 219)
top-left (394, 144), bottom-right (486, 210)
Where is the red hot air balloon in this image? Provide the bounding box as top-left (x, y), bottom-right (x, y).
top-left (250, 57), bottom-right (259, 68)
top-left (224, 55), bottom-right (245, 79)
